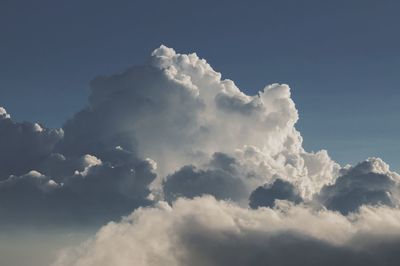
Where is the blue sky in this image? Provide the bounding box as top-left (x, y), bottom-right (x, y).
top-left (1, 0), bottom-right (399, 170)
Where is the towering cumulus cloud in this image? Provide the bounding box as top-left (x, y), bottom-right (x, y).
top-left (58, 45), bottom-right (340, 202)
top-left (1, 46), bottom-right (400, 265)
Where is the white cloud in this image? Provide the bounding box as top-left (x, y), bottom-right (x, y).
top-left (0, 107), bottom-right (11, 119)
top-left (56, 45), bottom-right (340, 202)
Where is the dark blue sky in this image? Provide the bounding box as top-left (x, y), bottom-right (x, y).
top-left (1, 0), bottom-right (399, 169)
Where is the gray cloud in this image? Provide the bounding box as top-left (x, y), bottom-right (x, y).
top-left (0, 105), bottom-right (157, 226)
top-left (247, 157), bottom-right (400, 214)
top-left (178, 230), bottom-right (400, 266)
top-left (0, 108), bottom-right (63, 180)
top-left (249, 178), bottom-right (303, 209)
top-left (316, 158), bottom-right (400, 214)
top-left (163, 153), bottom-right (248, 203)
top-left (0, 152), bottom-right (156, 226)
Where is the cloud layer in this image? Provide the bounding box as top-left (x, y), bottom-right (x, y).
top-left (54, 196), bottom-right (400, 266)
top-left (1, 46), bottom-right (400, 265)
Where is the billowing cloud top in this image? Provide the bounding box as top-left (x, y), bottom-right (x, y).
top-left (59, 45), bottom-right (340, 201)
top-left (1, 46), bottom-right (400, 266)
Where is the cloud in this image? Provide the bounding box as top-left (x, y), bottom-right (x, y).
top-left (54, 196), bottom-right (400, 266)
top-left (57, 45), bottom-right (340, 199)
top-left (248, 157), bottom-right (400, 213)
top-left (0, 45), bottom-right (343, 227)
top-left (316, 157), bottom-right (400, 214)
top-left (1, 45), bottom-right (400, 265)
top-left (163, 153), bottom-right (248, 203)
top-left (249, 178), bottom-right (303, 208)
top-left (0, 108), bottom-right (63, 180)
top-left (0, 151), bottom-right (156, 226)
top-left (0, 107), bottom-right (158, 226)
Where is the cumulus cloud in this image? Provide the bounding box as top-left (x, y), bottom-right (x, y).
top-left (249, 178), bottom-right (303, 208)
top-left (57, 45), bottom-right (340, 199)
top-left (0, 151), bottom-right (156, 226)
top-left (54, 196), bottom-right (400, 266)
top-left (0, 45), bottom-right (343, 227)
top-left (0, 108), bottom-right (63, 180)
top-left (316, 157), bottom-right (400, 214)
top-left (1, 45), bottom-right (400, 265)
top-left (0, 108), bottom-right (158, 226)
top-left (163, 153), bottom-right (248, 203)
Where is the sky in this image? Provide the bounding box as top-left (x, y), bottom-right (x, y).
top-left (2, 1), bottom-right (400, 265)
top-left (1, 0), bottom-right (399, 170)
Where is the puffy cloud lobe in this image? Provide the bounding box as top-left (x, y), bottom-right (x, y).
top-left (0, 108), bottom-right (63, 180)
top-left (163, 153), bottom-right (248, 203)
top-left (0, 106), bottom-right (158, 225)
top-left (316, 158), bottom-right (400, 214)
top-left (249, 179), bottom-right (302, 209)
top-left (247, 157), bottom-right (400, 213)
top-left (54, 196), bottom-right (400, 266)
top-left (0, 107), bottom-right (10, 119)
top-left (0, 152), bottom-right (156, 226)
top-left (231, 146), bottom-right (340, 200)
top-left (58, 61), bottom-right (204, 175)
